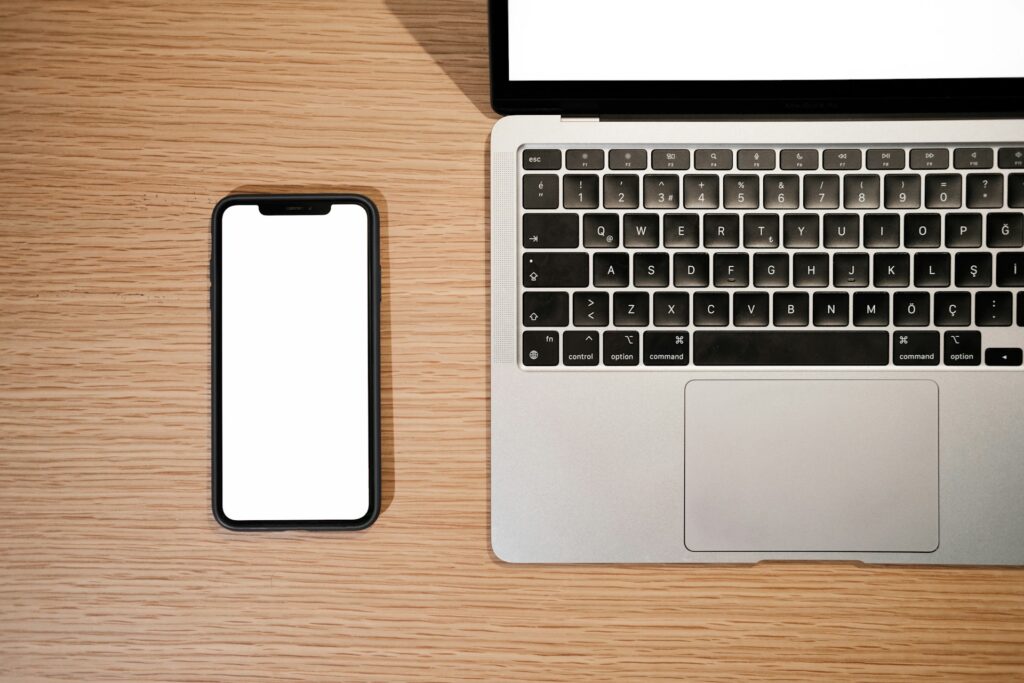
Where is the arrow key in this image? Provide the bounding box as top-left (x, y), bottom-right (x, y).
top-left (985, 347), bottom-right (1023, 367)
top-left (563, 331), bottom-right (599, 366)
top-left (573, 291), bottom-right (609, 326)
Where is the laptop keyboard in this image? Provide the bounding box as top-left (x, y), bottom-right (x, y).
top-left (518, 144), bottom-right (1024, 368)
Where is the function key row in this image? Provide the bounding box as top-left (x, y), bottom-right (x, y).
top-left (524, 290), bottom-right (1023, 329)
top-left (523, 212), bottom-right (1024, 250)
top-left (523, 172), bottom-right (1024, 210)
top-left (523, 147), bottom-right (1024, 171)
top-left (522, 329), bottom-right (1022, 367)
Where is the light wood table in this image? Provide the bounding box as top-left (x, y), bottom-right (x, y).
top-left (1, 1), bottom-right (1022, 680)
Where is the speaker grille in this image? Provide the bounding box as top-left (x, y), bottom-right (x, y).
top-left (493, 152), bottom-right (515, 364)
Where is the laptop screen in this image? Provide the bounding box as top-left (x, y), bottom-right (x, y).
top-left (490, 0), bottom-right (1024, 115)
top-left (508, 0), bottom-right (1024, 82)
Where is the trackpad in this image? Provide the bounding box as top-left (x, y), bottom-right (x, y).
top-left (684, 380), bottom-right (938, 552)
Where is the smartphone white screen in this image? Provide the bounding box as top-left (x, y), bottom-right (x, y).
top-left (219, 202), bottom-right (370, 523)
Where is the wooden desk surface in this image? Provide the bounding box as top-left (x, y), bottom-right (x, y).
top-left (1, 1), bottom-right (1022, 680)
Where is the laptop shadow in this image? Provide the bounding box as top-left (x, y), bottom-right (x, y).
top-left (385, 0), bottom-right (497, 119)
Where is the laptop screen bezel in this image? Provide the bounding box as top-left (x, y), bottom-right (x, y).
top-left (489, 0), bottom-right (1024, 117)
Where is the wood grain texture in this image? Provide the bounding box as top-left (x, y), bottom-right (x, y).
top-left (0, 1), bottom-right (1022, 680)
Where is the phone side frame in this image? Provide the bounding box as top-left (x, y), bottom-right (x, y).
top-left (210, 193), bottom-right (382, 531)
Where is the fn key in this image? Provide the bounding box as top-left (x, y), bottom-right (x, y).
top-left (523, 331), bottom-right (558, 366)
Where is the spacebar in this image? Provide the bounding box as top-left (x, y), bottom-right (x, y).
top-left (692, 331), bottom-right (889, 366)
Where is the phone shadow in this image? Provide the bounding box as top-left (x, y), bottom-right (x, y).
top-left (385, 0), bottom-right (497, 119)
top-left (228, 185), bottom-right (397, 519)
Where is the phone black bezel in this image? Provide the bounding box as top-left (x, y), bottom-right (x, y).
top-left (488, 0), bottom-right (1024, 118)
top-left (211, 193), bottom-right (381, 531)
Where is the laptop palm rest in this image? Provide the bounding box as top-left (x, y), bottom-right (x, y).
top-left (684, 380), bottom-right (939, 553)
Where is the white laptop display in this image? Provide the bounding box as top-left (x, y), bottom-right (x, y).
top-left (488, 0), bottom-right (1024, 563)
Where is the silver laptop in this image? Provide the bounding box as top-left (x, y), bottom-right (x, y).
top-left (489, 0), bottom-right (1024, 564)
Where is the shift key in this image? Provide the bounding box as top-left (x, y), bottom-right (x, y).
top-left (523, 252), bottom-right (589, 288)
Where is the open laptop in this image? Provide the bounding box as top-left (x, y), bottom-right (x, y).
top-left (488, 0), bottom-right (1024, 564)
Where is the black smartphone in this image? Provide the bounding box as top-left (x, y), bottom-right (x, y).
top-left (211, 194), bottom-right (380, 530)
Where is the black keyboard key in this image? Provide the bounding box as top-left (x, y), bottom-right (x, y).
top-left (823, 214), bottom-right (859, 248)
top-left (853, 292), bottom-right (889, 326)
top-left (563, 331), bottom-right (599, 366)
top-left (683, 175), bottom-right (720, 209)
top-left (563, 174), bottom-right (599, 209)
top-left (652, 149), bottom-right (689, 170)
top-left (905, 214), bottom-right (942, 248)
top-left (998, 148), bottom-right (1024, 169)
top-left (894, 292), bottom-right (930, 326)
top-left (803, 174), bottom-right (840, 209)
top-left (954, 253), bottom-right (992, 287)
top-left (604, 175), bottom-right (640, 209)
top-left (573, 291), bottom-right (609, 327)
top-left (1010, 173), bottom-right (1024, 207)
top-left (522, 174), bottom-right (559, 209)
top-left (834, 253), bottom-right (870, 288)
top-left (910, 148), bottom-right (949, 170)
top-left (523, 291), bottom-right (569, 327)
top-left (524, 252), bottom-right (588, 288)
top-left (644, 175), bottom-right (680, 209)
top-left (723, 174), bottom-right (760, 209)
top-left (935, 292), bottom-right (971, 326)
top-left (734, 292), bottom-right (770, 327)
top-left (523, 213), bottom-right (578, 249)
top-left (864, 214), bottom-right (901, 248)
top-left (693, 293), bottom-right (729, 326)
top-left (780, 149), bottom-right (818, 170)
top-left (609, 149), bottom-right (647, 170)
top-left (713, 253), bottom-right (749, 287)
top-left (996, 252), bottom-right (1024, 286)
top-left (867, 148), bottom-right (906, 170)
top-left (793, 253), bottom-right (829, 287)
top-left (874, 253), bottom-right (910, 287)
top-left (674, 253), bottom-right (710, 287)
top-left (924, 174), bottom-right (962, 208)
top-left (985, 347), bottom-right (1023, 366)
top-left (844, 174), bottom-right (880, 209)
top-left (813, 292), bottom-right (849, 327)
top-left (613, 292), bottom-right (649, 326)
top-left (634, 252), bottom-right (669, 287)
top-left (893, 331), bottom-right (939, 366)
top-left (945, 213), bottom-right (983, 248)
top-left (774, 292), bottom-right (809, 327)
top-left (764, 174), bottom-right (800, 209)
top-left (623, 214), bottom-right (660, 248)
top-left (565, 149), bottom-right (604, 170)
top-left (692, 331), bottom-right (888, 366)
top-left (884, 174), bottom-right (922, 209)
top-left (743, 214), bottom-right (780, 248)
top-left (643, 331), bottom-right (690, 366)
top-left (523, 149), bottom-right (560, 170)
top-left (976, 291), bottom-right (1012, 326)
top-left (914, 252), bottom-right (950, 287)
top-left (583, 213), bottom-right (620, 248)
top-left (987, 213), bottom-right (1024, 247)
top-left (753, 253), bottom-right (789, 287)
top-left (944, 331), bottom-right (981, 366)
top-left (593, 252), bottom-right (629, 287)
top-left (703, 213), bottom-right (739, 248)
top-left (823, 149), bottom-right (861, 170)
top-left (654, 292), bottom-right (689, 326)
top-left (954, 147), bottom-right (993, 169)
top-left (1020, 292), bottom-right (1024, 327)
top-left (522, 331), bottom-right (559, 366)
top-left (664, 214), bottom-right (700, 248)
top-left (737, 149), bottom-right (775, 170)
top-left (783, 214), bottom-right (820, 248)
top-left (603, 331), bottom-right (640, 366)
top-left (694, 149), bottom-right (732, 170)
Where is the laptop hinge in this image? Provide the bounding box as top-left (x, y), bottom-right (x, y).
top-left (561, 116), bottom-right (600, 123)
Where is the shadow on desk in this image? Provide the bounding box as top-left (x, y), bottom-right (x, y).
top-left (229, 185), bottom-right (396, 516)
top-left (386, 0), bottom-right (497, 119)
